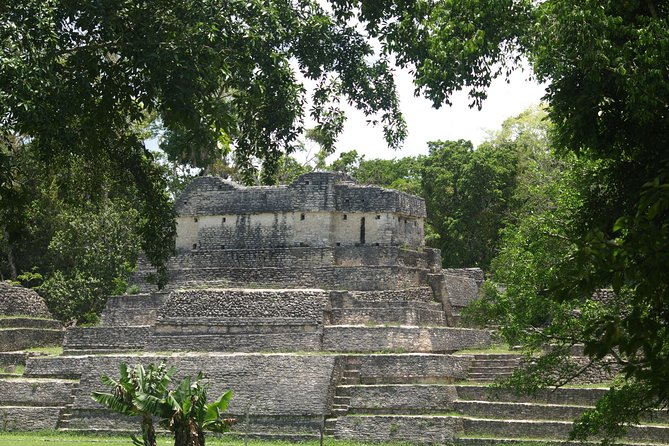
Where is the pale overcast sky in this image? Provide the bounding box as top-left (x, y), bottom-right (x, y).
top-left (321, 66), bottom-right (547, 162)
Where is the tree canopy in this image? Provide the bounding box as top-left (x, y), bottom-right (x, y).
top-left (2, 0), bottom-right (668, 436)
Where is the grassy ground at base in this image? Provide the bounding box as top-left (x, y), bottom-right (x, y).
top-left (0, 432), bottom-right (412, 446)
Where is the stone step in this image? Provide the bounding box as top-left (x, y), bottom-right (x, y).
top-left (467, 359), bottom-right (521, 368)
top-left (63, 326), bottom-right (151, 351)
top-left (0, 317), bottom-right (63, 329)
top-left (0, 377), bottom-right (78, 406)
top-left (335, 414), bottom-right (463, 443)
top-left (329, 288), bottom-right (435, 308)
top-left (462, 418), bottom-right (669, 443)
top-left (346, 357), bottom-right (362, 366)
top-left (471, 354), bottom-right (523, 360)
top-left (468, 372), bottom-right (513, 381)
top-left (147, 332), bottom-right (322, 352)
top-left (353, 354), bottom-right (470, 384)
top-left (0, 327), bottom-right (64, 351)
top-left (454, 437), bottom-right (664, 446)
top-left (322, 326), bottom-right (491, 353)
top-left (343, 369), bottom-right (360, 377)
top-left (0, 351), bottom-right (27, 368)
top-left (469, 366), bottom-right (518, 374)
top-left (341, 377), bottom-right (360, 385)
top-left (331, 408), bottom-right (348, 417)
top-left (326, 308), bottom-right (446, 326)
top-left (0, 406), bottom-right (62, 431)
top-left (456, 400), bottom-right (669, 425)
top-left (454, 400), bottom-right (589, 421)
top-left (333, 396), bottom-right (350, 405)
top-left (341, 384), bottom-right (458, 414)
top-left (455, 385), bottom-right (608, 406)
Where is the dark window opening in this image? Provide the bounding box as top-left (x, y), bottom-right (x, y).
top-left (222, 217), bottom-right (226, 223)
top-left (192, 244), bottom-right (197, 250)
top-left (300, 213), bottom-right (305, 220)
top-left (360, 217), bottom-right (366, 245)
top-left (305, 181), bottom-right (310, 185)
top-left (336, 242), bottom-right (341, 246)
top-left (343, 214), bottom-right (347, 220)
top-left (194, 217), bottom-right (198, 222)
top-left (221, 245), bottom-right (225, 249)
top-left (375, 215), bottom-right (381, 220)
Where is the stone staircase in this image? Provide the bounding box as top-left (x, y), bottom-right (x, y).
top-left (328, 354), bottom-right (471, 444)
top-left (325, 289), bottom-right (446, 326)
top-left (453, 383), bottom-right (669, 445)
top-left (0, 352), bottom-right (78, 432)
top-left (461, 353), bottom-right (522, 382)
top-left (324, 352), bottom-right (669, 445)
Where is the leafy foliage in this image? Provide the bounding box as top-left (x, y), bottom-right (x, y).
top-left (402, 0), bottom-right (669, 439)
top-left (93, 362), bottom-right (175, 446)
top-left (93, 362), bottom-right (234, 446)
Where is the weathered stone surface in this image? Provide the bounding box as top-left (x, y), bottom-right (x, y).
top-left (357, 354), bottom-right (471, 384)
top-left (159, 289), bottom-right (328, 321)
top-left (174, 173), bottom-right (426, 252)
top-left (63, 326), bottom-right (150, 354)
top-left (335, 415), bottom-right (464, 443)
top-left (345, 384), bottom-right (459, 413)
top-left (0, 282), bottom-right (52, 318)
top-left (443, 272), bottom-right (481, 309)
top-left (0, 406), bottom-right (62, 431)
top-left (0, 327), bottom-right (64, 352)
top-left (0, 377), bottom-right (76, 406)
top-left (322, 326), bottom-right (491, 353)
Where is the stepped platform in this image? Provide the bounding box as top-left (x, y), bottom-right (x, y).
top-left (4, 173), bottom-right (662, 444)
top-left (0, 317), bottom-right (64, 352)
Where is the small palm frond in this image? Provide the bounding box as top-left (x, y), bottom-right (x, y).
top-left (205, 390), bottom-right (233, 421)
top-left (134, 392), bottom-right (165, 416)
top-left (91, 391), bottom-right (135, 416)
top-left (99, 373), bottom-right (120, 389)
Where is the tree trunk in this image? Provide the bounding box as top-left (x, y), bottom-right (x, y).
top-left (141, 414), bottom-right (157, 446)
top-left (173, 420), bottom-right (204, 446)
top-left (3, 228), bottom-right (17, 280)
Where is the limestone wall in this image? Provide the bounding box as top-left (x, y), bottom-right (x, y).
top-left (355, 354), bottom-right (471, 384)
top-left (0, 282), bottom-right (53, 318)
top-left (335, 415), bottom-right (463, 443)
top-left (322, 326), bottom-right (491, 353)
top-left (27, 353), bottom-right (338, 435)
top-left (174, 172), bottom-right (426, 251)
top-left (158, 289), bottom-right (328, 321)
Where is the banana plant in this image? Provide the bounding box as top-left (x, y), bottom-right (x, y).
top-left (93, 363), bottom-right (234, 446)
top-left (92, 362), bottom-right (175, 446)
top-left (135, 371), bottom-right (235, 446)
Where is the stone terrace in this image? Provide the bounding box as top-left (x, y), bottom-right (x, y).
top-left (1, 172), bottom-right (666, 445)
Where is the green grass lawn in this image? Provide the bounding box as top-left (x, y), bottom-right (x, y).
top-left (0, 433), bottom-right (400, 446)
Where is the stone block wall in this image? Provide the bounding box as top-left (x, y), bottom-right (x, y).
top-left (355, 354), bottom-right (472, 384)
top-left (101, 292), bottom-right (169, 326)
top-left (0, 327), bottom-right (64, 352)
top-left (38, 353), bottom-right (338, 435)
top-left (0, 282), bottom-right (53, 318)
top-left (321, 326), bottom-right (491, 353)
top-left (158, 289), bottom-right (329, 321)
top-left (174, 172), bottom-right (426, 251)
top-left (335, 415), bottom-right (463, 444)
top-left (344, 384), bottom-right (459, 413)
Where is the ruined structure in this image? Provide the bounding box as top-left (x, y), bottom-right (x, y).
top-left (0, 172), bottom-right (666, 445)
top-left (0, 282), bottom-right (63, 353)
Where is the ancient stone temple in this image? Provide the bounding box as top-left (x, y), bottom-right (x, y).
top-left (1, 172), bottom-right (667, 445)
